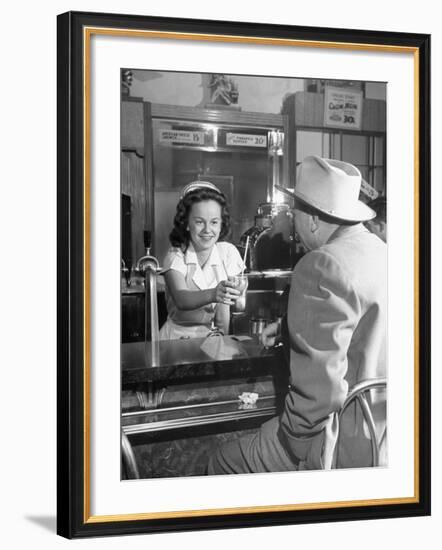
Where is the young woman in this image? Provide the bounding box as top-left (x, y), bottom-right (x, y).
top-left (159, 181), bottom-right (244, 340)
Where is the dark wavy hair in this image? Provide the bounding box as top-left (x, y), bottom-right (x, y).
top-left (169, 188), bottom-right (231, 249)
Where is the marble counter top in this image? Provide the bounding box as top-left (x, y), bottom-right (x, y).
top-left (122, 335), bottom-right (279, 385)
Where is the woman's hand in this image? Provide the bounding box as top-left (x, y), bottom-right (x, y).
top-left (214, 280), bottom-right (240, 305)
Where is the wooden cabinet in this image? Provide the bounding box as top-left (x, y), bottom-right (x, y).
top-left (121, 99), bottom-right (154, 265)
top-left (121, 99), bottom-right (144, 152)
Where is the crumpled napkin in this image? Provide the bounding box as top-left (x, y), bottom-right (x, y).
top-left (238, 392), bottom-right (259, 405)
top-left (200, 335), bottom-right (241, 360)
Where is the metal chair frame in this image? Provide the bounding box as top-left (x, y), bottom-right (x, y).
top-left (337, 377), bottom-right (387, 467)
top-left (122, 431), bottom-right (141, 479)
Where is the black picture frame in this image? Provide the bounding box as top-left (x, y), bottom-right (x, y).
top-left (57, 10), bottom-right (431, 539)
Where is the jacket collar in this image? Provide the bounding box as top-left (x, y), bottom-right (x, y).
top-left (326, 223), bottom-right (367, 244)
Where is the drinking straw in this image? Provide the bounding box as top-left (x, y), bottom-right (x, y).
top-left (241, 236), bottom-right (250, 276)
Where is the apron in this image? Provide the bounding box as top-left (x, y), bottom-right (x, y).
top-left (159, 242), bottom-right (243, 340)
top-left (159, 318), bottom-right (213, 340)
top-left (159, 258), bottom-right (225, 340)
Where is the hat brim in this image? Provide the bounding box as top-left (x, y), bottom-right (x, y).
top-left (293, 189), bottom-right (376, 223)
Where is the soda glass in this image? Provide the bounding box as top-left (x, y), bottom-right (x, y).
top-left (229, 274), bottom-right (248, 313)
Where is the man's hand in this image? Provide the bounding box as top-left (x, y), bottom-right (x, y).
top-left (261, 321), bottom-right (279, 348)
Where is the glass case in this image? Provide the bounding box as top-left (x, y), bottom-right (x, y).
top-left (148, 106), bottom-right (288, 264)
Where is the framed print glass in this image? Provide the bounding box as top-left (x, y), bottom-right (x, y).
top-left (57, 11), bottom-right (431, 538)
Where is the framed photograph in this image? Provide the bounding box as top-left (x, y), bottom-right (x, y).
top-left (57, 11), bottom-right (431, 538)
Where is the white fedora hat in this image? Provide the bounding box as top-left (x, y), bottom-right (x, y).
top-left (294, 156), bottom-right (376, 222)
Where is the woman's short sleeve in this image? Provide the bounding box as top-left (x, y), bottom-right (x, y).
top-left (161, 248), bottom-right (187, 277)
top-left (220, 242), bottom-right (245, 276)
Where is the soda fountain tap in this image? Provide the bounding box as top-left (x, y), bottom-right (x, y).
top-left (135, 230), bottom-right (160, 367)
top-left (136, 230), bottom-right (159, 272)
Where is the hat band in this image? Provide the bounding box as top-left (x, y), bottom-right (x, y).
top-left (294, 189), bottom-right (375, 222)
top-left (180, 181), bottom-right (222, 199)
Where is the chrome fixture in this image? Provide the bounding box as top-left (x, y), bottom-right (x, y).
top-left (135, 231), bottom-right (161, 366)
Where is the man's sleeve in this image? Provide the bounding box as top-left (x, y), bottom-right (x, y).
top-left (280, 249), bottom-right (361, 466)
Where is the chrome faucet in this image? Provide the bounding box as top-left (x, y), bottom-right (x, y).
top-left (136, 242), bottom-right (159, 273)
top-left (135, 231), bottom-right (160, 366)
top-left (136, 253), bottom-right (159, 273)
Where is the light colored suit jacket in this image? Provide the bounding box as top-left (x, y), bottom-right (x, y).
top-left (280, 223), bottom-right (387, 469)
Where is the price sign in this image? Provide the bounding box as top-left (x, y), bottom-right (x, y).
top-left (324, 86), bottom-right (363, 130)
top-left (159, 129), bottom-right (205, 145)
top-left (226, 133), bottom-right (267, 147)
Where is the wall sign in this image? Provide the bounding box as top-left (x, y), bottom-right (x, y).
top-left (159, 129), bottom-right (205, 145)
top-left (324, 86), bottom-right (363, 130)
top-left (226, 132), bottom-right (267, 147)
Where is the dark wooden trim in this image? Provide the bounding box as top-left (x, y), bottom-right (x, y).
top-left (417, 33), bottom-right (431, 517)
top-left (57, 10), bottom-right (87, 538)
top-left (151, 103), bottom-right (285, 127)
top-left (64, 10), bottom-right (430, 48)
top-left (143, 102), bottom-right (154, 253)
top-left (57, 11), bottom-right (71, 539)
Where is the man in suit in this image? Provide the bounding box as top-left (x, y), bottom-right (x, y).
top-left (208, 155), bottom-right (387, 474)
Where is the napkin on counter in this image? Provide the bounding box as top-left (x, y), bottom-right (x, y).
top-left (200, 335), bottom-right (242, 360)
top-left (238, 392), bottom-right (259, 410)
top-left (238, 392), bottom-right (259, 405)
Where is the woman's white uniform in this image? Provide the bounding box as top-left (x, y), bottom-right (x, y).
top-left (159, 241), bottom-right (244, 340)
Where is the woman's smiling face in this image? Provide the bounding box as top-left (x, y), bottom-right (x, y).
top-left (187, 200), bottom-right (222, 252)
